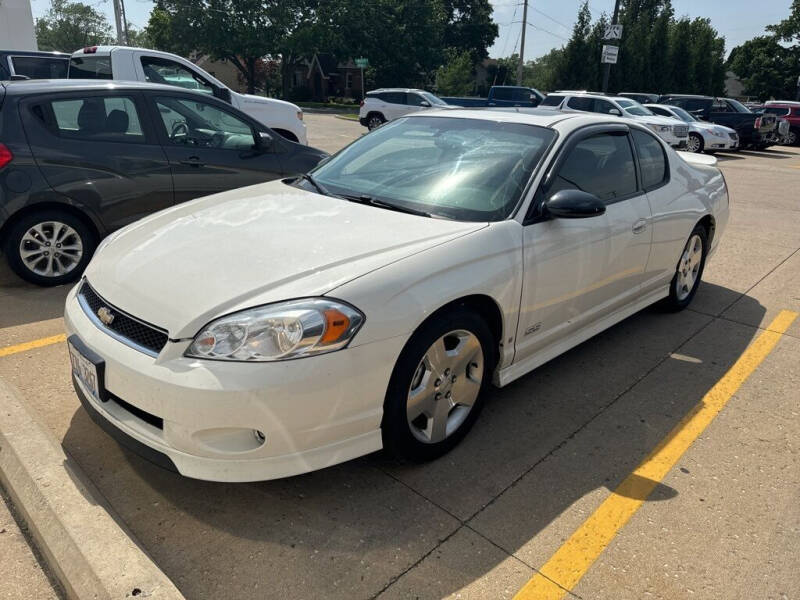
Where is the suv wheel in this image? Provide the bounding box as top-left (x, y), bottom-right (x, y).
top-left (786, 128), bottom-right (798, 146)
top-left (367, 113), bottom-right (386, 130)
top-left (4, 210), bottom-right (96, 286)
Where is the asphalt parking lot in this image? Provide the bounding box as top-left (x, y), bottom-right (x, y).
top-left (1, 113), bottom-right (799, 600)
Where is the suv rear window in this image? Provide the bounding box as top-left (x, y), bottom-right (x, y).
top-left (764, 107), bottom-right (790, 116)
top-left (68, 56), bottom-right (113, 80)
top-left (541, 95), bottom-right (564, 107)
top-left (11, 56), bottom-right (68, 79)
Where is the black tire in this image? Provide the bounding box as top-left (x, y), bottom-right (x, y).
top-left (687, 132), bottom-right (704, 153)
top-left (381, 308), bottom-right (496, 462)
top-left (786, 128), bottom-right (799, 146)
top-left (662, 223), bottom-right (708, 312)
top-left (4, 209), bottom-right (96, 287)
top-left (366, 112), bottom-right (385, 131)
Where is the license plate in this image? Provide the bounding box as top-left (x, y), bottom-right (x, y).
top-left (68, 338), bottom-right (102, 401)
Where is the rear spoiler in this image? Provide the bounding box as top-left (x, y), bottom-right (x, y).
top-left (676, 151), bottom-right (717, 168)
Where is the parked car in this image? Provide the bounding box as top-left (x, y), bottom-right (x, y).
top-left (751, 102), bottom-right (800, 146)
top-left (68, 46), bottom-right (307, 144)
top-left (618, 92), bottom-right (659, 105)
top-left (645, 103), bottom-right (739, 153)
top-left (542, 92), bottom-right (689, 147)
top-left (358, 88), bottom-right (452, 130)
top-left (0, 50), bottom-right (69, 81)
top-left (659, 95), bottom-right (777, 150)
top-left (0, 79), bottom-right (328, 286)
top-left (64, 109), bottom-right (728, 482)
top-left (440, 85), bottom-right (544, 108)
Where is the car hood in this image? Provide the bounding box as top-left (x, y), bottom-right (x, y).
top-left (691, 121), bottom-right (732, 134)
top-left (635, 114), bottom-right (682, 126)
top-left (238, 93), bottom-right (302, 114)
top-left (84, 180), bottom-right (486, 338)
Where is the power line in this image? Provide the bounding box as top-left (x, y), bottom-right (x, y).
top-left (530, 7), bottom-right (573, 31)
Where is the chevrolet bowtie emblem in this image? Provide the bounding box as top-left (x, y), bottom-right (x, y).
top-left (97, 306), bottom-right (115, 326)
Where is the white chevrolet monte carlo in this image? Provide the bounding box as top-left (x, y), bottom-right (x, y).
top-left (65, 109), bottom-right (729, 482)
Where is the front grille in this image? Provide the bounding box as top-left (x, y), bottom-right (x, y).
top-left (79, 282), bottom-right (169, 356)
top-left (673, 125), bottom-right (689, 138)
top-left (729, 132), bottom-right (738, 140)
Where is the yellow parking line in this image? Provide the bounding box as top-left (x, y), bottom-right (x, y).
top-left (0, 334), bottom-right (67, 358)
top-left (514, 309), bottom-right (799, 600)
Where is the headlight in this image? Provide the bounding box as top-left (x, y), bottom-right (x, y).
top-left (186, 299), bottom-right (364, 361)
top-left (649, 124), bottom-right (671, 133)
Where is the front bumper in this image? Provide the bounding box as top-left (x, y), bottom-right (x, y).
top-left (704, 132), bottom-right (739, 150)
top-left (65, 285), bottom-right (406, 482)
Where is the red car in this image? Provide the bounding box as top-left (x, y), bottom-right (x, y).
top-left (764, 101), bottom-right (800, 146)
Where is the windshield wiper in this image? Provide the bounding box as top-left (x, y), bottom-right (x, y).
top-left (340, 194), bottom-right (432, 218)
top-left (300, 173), bottom-right (335, 197)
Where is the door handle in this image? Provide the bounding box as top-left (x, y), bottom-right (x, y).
top-left (632, 219), bottom-right (648, 234)
top-left (179, 156), bottom-right (205, 167)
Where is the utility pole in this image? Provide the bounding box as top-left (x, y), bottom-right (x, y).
top-left (517, 0), bottom-right (528, 84)
top-left (111, 0), bottom-right (125, 45)
top-left (119, 0), bottom-right (129, 45)
top-left (601, 0), bottom-right (622, 93)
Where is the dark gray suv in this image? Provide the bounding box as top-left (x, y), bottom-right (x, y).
top-left (0, 80), bottom-right (328, 285)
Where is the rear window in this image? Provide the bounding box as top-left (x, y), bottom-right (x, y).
top-left (541, 95), bottom-right (564, 107)
top-left (11, 56), bottom-right (68, 79)
top-left (764, 107), bottom-right (790, 116)
top-left (68, 56), bottom-right (113, 80)
top-left (40, 96), bottom-right (144, 143)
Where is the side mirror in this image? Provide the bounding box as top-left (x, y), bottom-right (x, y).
top-left (609, 108), bottom-right (622, 116)
top-left (213, 86), bottom-right (232, 104)
top-left (544, 189), bottom-right (606, 219)
top-left (255, 131), bottom-right (276, 152)
top-left (419, 100), bottom-right (430, 107)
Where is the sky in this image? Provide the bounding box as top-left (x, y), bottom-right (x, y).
top-left (29, 0), bottom-right (796, 60)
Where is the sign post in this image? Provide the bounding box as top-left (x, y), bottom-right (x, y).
top-left (355, 57), bottom-right (368, 99)
top-left (601, 0), bottom-right (623, 93)
top-left (601, 45), bottom-right (619, 65)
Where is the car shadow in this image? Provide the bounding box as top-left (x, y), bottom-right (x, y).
top-left (61, 283), bottom-right (765, 600)
top-left (0, 259), bottom-right (72, 330)
top-left (735, 149), bottom-right (793, 159)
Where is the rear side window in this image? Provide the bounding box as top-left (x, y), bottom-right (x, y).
top-left (541, 95), bottom-right (564, 107)
top-left (380, 92), bottom-right (405, 104)
top-left (45, 96), bottom-right (144, 143)
top-left (632, 129), bottom-right (667, 189)
top-left (68, 56), bottom-right (113, 79)
top-left (492, 88), bottom-right (513, 101)
top-left (550, 133), bottom-right (637, 202)
top-left (11, 56), bottom-right (68, 79)
top-left (567, 97), bottom-right (593, 111)
top-left (673, 98), bottom-right (707, 112)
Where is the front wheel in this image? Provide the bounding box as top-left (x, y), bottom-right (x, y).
top-left (381, 309), bottom-right (495, 462)
top-left (686, 132), bottom-right (704, 153)
top-left (662, 224), bottom-right (708, 311)
top-left (366, 113), bottom-right (385, 130)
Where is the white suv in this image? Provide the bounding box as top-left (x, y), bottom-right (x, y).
top-left (542, 92), bottom-right (688, 148)
top-left (359, 89), bottom-right (451, 130)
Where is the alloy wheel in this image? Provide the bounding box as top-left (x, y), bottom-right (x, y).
top-left (785, 131), bottom-right (798, 146)
top-left (406, 330), bottom-right (484, 444)
top-left (675, 234), bottom-right (703, 301)
top-left (686, 134), bottom-right (702, 153)
top-left (368, 116), bottom-right (383, 130)
top-left (18, 221), bottom-right (84, 278)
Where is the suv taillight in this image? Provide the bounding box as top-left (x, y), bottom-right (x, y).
top-left (754, 116), bottom-right (762, 129)
top-left (83, 46), bottom-right (98, 54)
top-left (0, 144), bottom-right (13, 169)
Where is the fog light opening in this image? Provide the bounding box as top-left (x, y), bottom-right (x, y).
top-left (254, 430), bottom-right (266, 444)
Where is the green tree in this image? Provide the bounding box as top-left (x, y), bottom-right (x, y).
top-left (556, 1), bottom-right (593, 90)
top-left (436, 50), bottom-right (474, 95)
top-left (728, 36), bottom-right (798, 100)
top-left (441, 0), bottom-right (498, 63)
top-left (485, 54), bottom-right (519, 86)
top-left (35, 0), bottom-right (113, 52)
top-left (523, 48), bottom-right (564, 92)
top-left (767, 0), bottom-right (800, 43)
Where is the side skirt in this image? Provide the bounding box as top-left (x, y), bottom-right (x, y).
top-left (494, 286), bottom-right (670, 387)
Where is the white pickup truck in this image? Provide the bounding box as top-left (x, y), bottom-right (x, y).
top-left (68, 46), bottom-right (307, 145)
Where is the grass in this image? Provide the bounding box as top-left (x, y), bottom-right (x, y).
top-left (336, 113), bottom-right (360, 121)
top-left (296, 101), bottom-right (359, 113)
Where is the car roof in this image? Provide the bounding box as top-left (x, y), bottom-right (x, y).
top-left (0, 78), bottom-right (211, 95)
top-left (368, 88), bottom-right (425, 93)
top-left (765, 100), bottom-right (800, 106)
top-left (1, 50), bottom-right (70, 58)
top-left (406, 107), bottom-right (642, 133)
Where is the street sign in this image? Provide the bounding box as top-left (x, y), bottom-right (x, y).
top-left (601, 45), bottom-right (619, 64)
top-left (604, 24), bottom-right (623, 40)
top-left (355, 57), bottom-right (368, 68)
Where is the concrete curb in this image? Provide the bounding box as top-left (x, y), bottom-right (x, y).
top-left (0, 378), bottom-right (185, 600)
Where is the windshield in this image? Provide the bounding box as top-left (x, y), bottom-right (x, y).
top-left (667, 106), bottom-right (696, 122)
top-left (617, 98), bottom-right (652, 116)
top-left (308, 116), bottom-right (555, 222)
top-left (69, 56), bottom-right (112, 79)
top-left (421, 92), bottom-right (448, 106)
top-left (727, 98), bottom-right (751, 113)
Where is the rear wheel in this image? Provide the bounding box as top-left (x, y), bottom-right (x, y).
top-left (662, 224), bottom-right (708, 311)
top-left (381, 308), bottom-right (495, 462)
top-left (366, 112), bottom-right (385, 130)
top-left (786, 128), bottom-right (799, 146)
top-left (4, 210), bottom-right (96, 286)
top-left (686, 132), bottom-right (704, 153)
